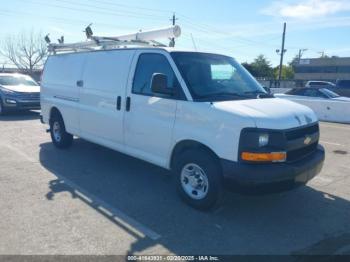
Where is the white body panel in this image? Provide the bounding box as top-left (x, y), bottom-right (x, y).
top-left (275, 94), bottom-right (350, 124)
top-left (41, 54), bottom-right (85, 134)
top-left (41, 47), bottom-right (319, 170)
top-left (123, 50), bottom-right (182, 166)
top-left (79, 50), bottom-right (135, 149)
top-left (173, 101), bottom-right (255, 163)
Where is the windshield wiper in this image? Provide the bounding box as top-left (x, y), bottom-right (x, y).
top-left (195, 92), bottom-right (251, 101)
top-left (199, 92), bottom-right (249, 98)
top-left (244, 91), bottom-right (274, 98)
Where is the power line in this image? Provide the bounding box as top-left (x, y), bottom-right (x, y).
top-left (13, 0), bottom-right (284, 50)
top-left (17, 0), bottom-right (169, 21)
top-left (181, 33), bottom-right (254, 56)
top-left (0, 9), bottom-right (133, 31)
top-left (84, 0), bottom-right (172, 14)
top-left (178, 14), bottom-right (279, 48)
top-left (56, 0), bottom-right (169, 19)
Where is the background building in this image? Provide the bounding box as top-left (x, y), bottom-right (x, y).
top-left (293, 57), bottom-right (350, 84)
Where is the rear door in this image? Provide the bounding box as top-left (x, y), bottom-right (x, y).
top-left (123, 50), bottom-right (185, 167)
top-left (79, 50), bottom-right (135, 149)
top-left (41, 54), bottom-right (86, 134)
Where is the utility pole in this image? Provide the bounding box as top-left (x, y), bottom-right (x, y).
top-left (278, 22), bottom-right (287, 83)
top-left (298, 48), bottom-right (308, 63)
top-left (169, 13), bottom-right (178, 47)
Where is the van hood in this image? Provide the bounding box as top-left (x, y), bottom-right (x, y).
top-left (1, 84), bottom-right (40, 93)
top-left (213, 98), bottom-right (318, 129)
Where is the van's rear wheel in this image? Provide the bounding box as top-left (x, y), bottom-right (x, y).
top-left (50, 114), bottom-right (73, 149)
top-left (174, 149), bottom-right (223, 210)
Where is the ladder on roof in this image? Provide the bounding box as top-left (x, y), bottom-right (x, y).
top-left (45, 25), bottom-right (182, 54)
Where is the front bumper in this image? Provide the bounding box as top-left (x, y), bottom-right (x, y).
top-left (1, 96), bottom-right (40, 110)
top-left (221, 145), bottom-right (325, 189)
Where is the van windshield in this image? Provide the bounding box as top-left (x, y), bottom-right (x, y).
top-left (171, 52), bottom-right (267, 102)
top-left (0, 75), bottom-right (38, 86)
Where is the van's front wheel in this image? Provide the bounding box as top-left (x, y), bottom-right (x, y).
top-left (174, 149), bottom-right (223, 210)
top-left (50, 115), bottom-right (73, 149)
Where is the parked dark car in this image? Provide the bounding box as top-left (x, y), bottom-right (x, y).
top-left (334, 80), bottom-right (350, 97)
top-left (305, 80), bottom-right (350, 97)
top-left (0, 73), bottom-right (40, 115)
top-left (305, 81), bottom-right (335, 89)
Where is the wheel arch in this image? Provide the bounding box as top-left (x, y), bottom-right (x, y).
top-left (169, 140), bottom-right (221, 171)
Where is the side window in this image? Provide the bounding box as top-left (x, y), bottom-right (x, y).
top-left (292, 89), bottom-right (306, 95)
top-left (133, 53), bottom-right (180, 96)
top-left (303, 89), bottom-right (326, 98)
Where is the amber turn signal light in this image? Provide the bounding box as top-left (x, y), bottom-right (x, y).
top-left (241, 152), bottom-right (287, 162)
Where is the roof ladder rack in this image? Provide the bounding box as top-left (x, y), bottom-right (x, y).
top-left (46, 25), bottom-right (181, 54)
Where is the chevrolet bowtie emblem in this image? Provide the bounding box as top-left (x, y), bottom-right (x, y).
top-left (304, 136), bottom-right (312, 145)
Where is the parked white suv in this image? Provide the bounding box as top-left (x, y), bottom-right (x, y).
top-left (41, 48), bottom-right (325, 210)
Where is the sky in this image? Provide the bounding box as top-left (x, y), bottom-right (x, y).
top-left (0, 0), bottom-right (350, 66)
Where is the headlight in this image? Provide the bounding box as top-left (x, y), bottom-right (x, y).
top-left (258, 134), bottom-right (269, 147)
top-left (0, 87), bottom-right (15, 95)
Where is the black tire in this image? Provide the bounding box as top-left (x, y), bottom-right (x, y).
top-left (50, 113), bottom-right (73, 149)
top-left (173, 149), bottom-right (224, 211)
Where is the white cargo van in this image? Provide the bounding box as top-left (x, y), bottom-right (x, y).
top-left (41, 47), bottom-right (325, 210)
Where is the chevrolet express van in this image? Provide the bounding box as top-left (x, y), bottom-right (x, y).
top-left (41, 48), bottom-right (325, 210)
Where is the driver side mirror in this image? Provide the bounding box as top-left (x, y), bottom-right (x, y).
top-left (151, 73), bottom-right (174, 96)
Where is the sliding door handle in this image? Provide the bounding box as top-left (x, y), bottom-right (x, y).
top-left (116, 96), bottom-right (122, 111)
top-left (126, 97), bottom-right (131, 112)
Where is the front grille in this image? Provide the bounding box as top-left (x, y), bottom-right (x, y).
top-left (18, 102), bottom-right (40, 108)
top-left (285, 123), bottom-right (319, 140)
top-left (285, 123), bottom-right (319, 162)
top-left (15, 92), bottom-right (40, 101)
top-left (287, 143), bottom-right (318, 162)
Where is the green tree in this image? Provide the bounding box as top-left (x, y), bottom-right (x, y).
top-left (242, 62), bottom-right (256, 76)
top-left (250, 55), bottom-right (274, 78)
top-left (274, 65), bottom-right (294, 80)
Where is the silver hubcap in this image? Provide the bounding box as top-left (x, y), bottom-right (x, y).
top-left (181, 163), bottom-right (209, 200)
top-left (53, 121), bottom-right (62, 142)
